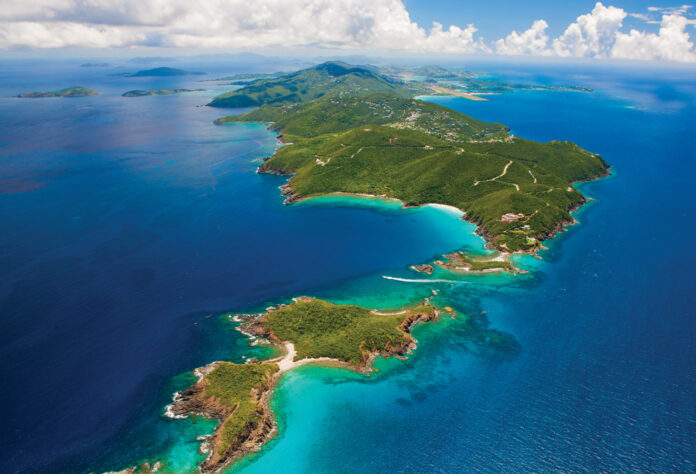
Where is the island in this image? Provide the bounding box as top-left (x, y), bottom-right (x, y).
top-left (124, 67), bottom-right (205, 77)
top-left (213, 62), bottom-right (609, 253)
top-left (166, 297), bottom-right (438, 473)
top-left (80, 62), bottom-right (110, 68)
top-left (17, 87), bottom-right (98, 98)
top-left (108, 62), bottom-right (609, 473)
top-left (208, 62), bottom-right (418, 108)
top-left (434, 251), bottom-right (517, 273)
top-left (122, 89), bottom-right (205, 97)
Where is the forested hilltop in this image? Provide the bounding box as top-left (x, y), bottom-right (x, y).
top-left (208, 61), bottom-right (421, 107)
top-left (214, 62), bottom-right (609, 253)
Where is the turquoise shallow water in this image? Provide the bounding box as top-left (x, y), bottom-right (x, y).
top-left (1, 61), bottom-right (695, 472)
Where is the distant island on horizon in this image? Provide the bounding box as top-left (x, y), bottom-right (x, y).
top-left (122, 88), bottom-right (206, 97)
top-left (17, 86), bottom-right (98, 98)
top-left (122, 67), bottom-right (206, 77)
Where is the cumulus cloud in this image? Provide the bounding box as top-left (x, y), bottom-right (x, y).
top-left (613, 13), bottom-right (696, 62)
top-left (552, 2), bottom-right (627, 57)
top-left (2, 0), bottom-right (695, 63)
top-left (495, 2), bottom-right (696, 62)
top-left (495, 19), bottom-right (550, 55)
top-left (0, 0), bottom-right (487, 53)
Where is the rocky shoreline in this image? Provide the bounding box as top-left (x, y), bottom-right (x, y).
top-left (162, 298), bottom-right (438, 472)
top-left (166, 362), bottom-right (277, 473)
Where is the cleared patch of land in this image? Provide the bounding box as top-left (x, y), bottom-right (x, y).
top-left (430, 85), bottom-right (488, 101)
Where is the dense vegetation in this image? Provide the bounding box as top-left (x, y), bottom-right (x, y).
top-left (214, 63), bottom-right (608, 252)
top-left (263, 299), bottom-right (434, 365)
top-left (208, 62), bottom-right (420, 108)
top-left (203, 362), bottom-right (278, 464)
top-left (437, 252), bottom-right (514, 272)
top-left (122, 88), bottom-right (205, 97)
top-left (216, 93), bottom-right (507, 142)
top-left (18, 87), bottom-right (98, 98)
top-left (272, 126), bottom-right (606, 251)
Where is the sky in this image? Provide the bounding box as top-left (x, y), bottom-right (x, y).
top-left (1, 1), bottom-right (696, 63)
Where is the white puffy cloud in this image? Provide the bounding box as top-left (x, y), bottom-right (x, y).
top-left (495, 19), bottom-right (550, 55)
top-left (495, 2), bottom-right (696, 62)
top-left (552, 2), bottom-right (627, 57)
top-left (613, 13), bottom-right (696, 62)
top-left (2, 0), bottom-right (695, 63)
top-left (0, 21), bottom-right (146, 48)
top-left (0, 0), bottom-right (487, 53)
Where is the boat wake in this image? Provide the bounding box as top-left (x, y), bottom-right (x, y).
top-left (382, 275), bottom-right (461, 284)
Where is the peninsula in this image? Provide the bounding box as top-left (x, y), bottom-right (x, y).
top-left (167, 297), bottom-right (437, 473)
top-left (214, 62), bottom-right (609, 253)
top-left (18, 86), bottom-right (98, 98)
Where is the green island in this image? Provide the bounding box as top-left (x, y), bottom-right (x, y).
top-left (122, 88), bottom-right (205, 97)
top-left (438, 252), bottom-right (516, 273)
top-left (411, 251), bottom-right (516, 275)
top-left (17, 86), bottom-right (98, 98)
top-left (123, 67), bottom-right (205, 77)
top-left (213, 62), bottom-right (609, 253)
top-left (208, 62), bottom-right (419, 108)
top-left (166, 297), bottom-right (437, 473)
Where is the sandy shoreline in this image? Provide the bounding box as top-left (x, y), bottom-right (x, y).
top-left (270, 342), bottom-right (337, 373)
top-left (296, 191), bottom-right (467, 218)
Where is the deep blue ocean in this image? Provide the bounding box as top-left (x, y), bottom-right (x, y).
top-left (1, 58), bottom-right (694, 473)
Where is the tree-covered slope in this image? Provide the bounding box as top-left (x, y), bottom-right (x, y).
top-left (208, 62), bottom-right (419, 108)
top-left (212, 63), bottom-right (608, 252)
top-left (255, 123), bottom-right (607, 251)
top-left (215, 93), bottom-right (508, 142)
top-left (262, 298), bottom-right (436, 365)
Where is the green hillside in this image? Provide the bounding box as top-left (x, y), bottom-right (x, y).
top-left (208, 62), bottom-right (420, 108)
top-left (215, 93), bottom-right (507, 142)
top-left (255, 122), bottom-right (607, 251)
top-left (213, 63), bottom-right (608, 252)
top-left (263, 298), bottom-right (435, 365)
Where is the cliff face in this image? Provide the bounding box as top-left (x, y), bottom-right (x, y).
top-left (390, 308), bottom-right (439, 356)
top-left (168, 363), bottom-right (278, 474)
